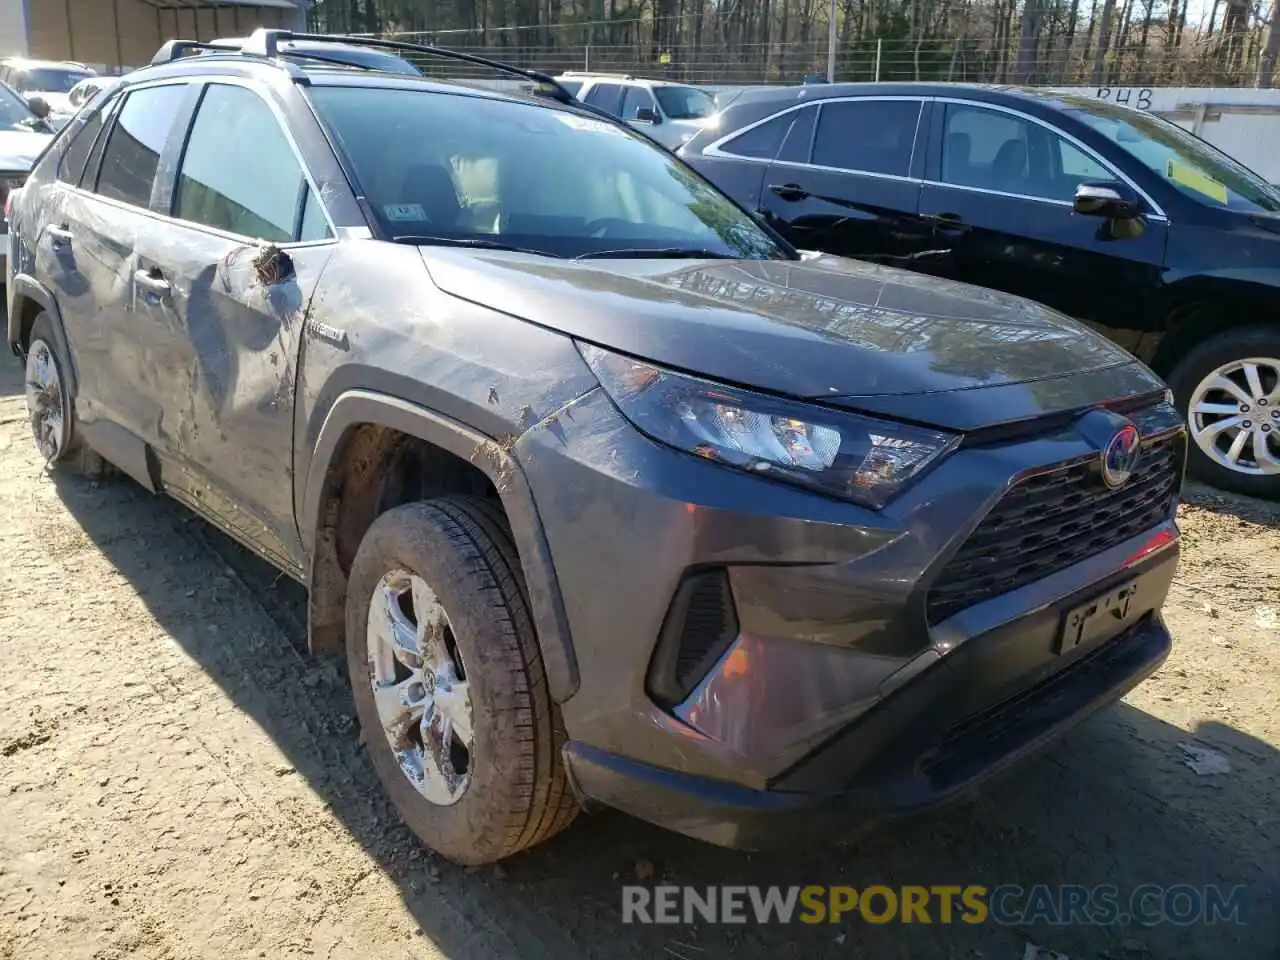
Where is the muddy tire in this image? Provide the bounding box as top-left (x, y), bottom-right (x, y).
top-left (24, 314), bottom-right (104, 479)
top-left (345, 495), bottom-right (578, 865)
top-left (1168, 325), bottom-right (1280, 500)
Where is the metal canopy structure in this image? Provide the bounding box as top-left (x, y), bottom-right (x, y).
top-left (138, 0), bottom-right (309, 9)
top-left (13, 0), bottom-right (311, 70)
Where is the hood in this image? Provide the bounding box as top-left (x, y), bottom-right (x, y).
top-left (0, 128), bottom-right (51, 170)
top-left (421, 249), bottom-right (1156, 428)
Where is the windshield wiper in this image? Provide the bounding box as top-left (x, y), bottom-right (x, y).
top-left (391, 235), bottom-right (560, 257)
top-left (574, 247), bottom-right (739, 260)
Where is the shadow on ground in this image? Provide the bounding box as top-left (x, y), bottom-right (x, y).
top-left (3, 359), bottom-right (1275, 960)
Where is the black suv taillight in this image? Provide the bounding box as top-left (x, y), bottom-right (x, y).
top-left (646, 568), bottom-right (740, 707)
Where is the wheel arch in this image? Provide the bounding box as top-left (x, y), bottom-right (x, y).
top-left (301, 389), bottom-right (580, 702)
top-left (1148, 277), bottom-right (1280, 378)
top-left (7, 275), bottom-right (78, 396)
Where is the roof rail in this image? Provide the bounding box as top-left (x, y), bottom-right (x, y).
top-left (150, 40), bottom-right (233, 65)
top-left (239, 28), bottom-right (580, 105)
top-left (559, 70), bottom-right (635, 80)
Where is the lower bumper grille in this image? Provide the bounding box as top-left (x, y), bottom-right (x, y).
top-left (926, 432), bottom-right (1181, 624)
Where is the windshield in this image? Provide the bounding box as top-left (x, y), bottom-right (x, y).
top-left (0, 83), bottom-right (35, 131)
top-left (308, 85), bottom-right (787, 259)
top-left (654, 86), bottom-right (716, 120)
top-left (17, 67), bottom-right (91, 94)
top-left (1068, 102), bottom-right (1280, 213)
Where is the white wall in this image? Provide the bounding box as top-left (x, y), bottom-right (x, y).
top-left (1049, 86), bottom-right (1280, 184)
top-left (0, 0), bottom-right (30, 57)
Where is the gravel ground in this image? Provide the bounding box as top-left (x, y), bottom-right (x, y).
top-left (0, 356), bottom-right (1276, 960)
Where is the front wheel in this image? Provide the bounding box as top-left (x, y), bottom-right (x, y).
top-left (345, 496), bottom-right (578, 865)
top-left (1168, 325), bottom-right (1280, 499)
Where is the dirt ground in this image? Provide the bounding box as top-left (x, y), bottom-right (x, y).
top-left (0, 356), bottom-right (1276, 960)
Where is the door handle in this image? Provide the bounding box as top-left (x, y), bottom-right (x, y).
top-left (47, 225), bottom-right (73, 245)
top-left (768, 182), bottom-right (809, 202)
top-left (134, 268), bottom-right (170, 296)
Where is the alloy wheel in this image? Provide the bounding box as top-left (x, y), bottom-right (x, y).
top-left (1188, 357), bottom-right (1280, 476)
top-left (366, 569), bottom-right (474, 806)
top-left (24, 339), bottom-right (68, 463)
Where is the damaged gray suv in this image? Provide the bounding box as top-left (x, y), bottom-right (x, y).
top-left (6, 31), bottom-right (1185, 865)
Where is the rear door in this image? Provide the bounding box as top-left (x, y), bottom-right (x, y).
top-left (38, 81), bottom-right (192, 455)
top-left (916, 99), bottom-right (1167, 342)
top-left (135, 79), bottom-right (337, 570)
top-left (757, 96), bottom-right (934, 264)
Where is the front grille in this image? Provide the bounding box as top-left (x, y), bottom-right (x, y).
top-left (926, 432), bottom-right (1181, 624)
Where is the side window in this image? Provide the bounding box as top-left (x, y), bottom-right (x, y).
top-left (95, 84), bottom-right (187, 208)
top-left (719, 112), bottom-right (793, 160)
top-left (620, 86), bottom-right (655, 120)
top-left (584, 83), bottom-right (623, 115)
top-left (175, 83), bottom-right (313, 242)
top-left (559, 79), bottom-right (583, 98)
top-left (298, 186), bottom-right (332, 242)
top-left (776, 105), bottom-right (817, 163)
top-left (1058, 140), bottom-right (1110, 180)
top-left (811, 99), bottom-right (920, 176)
top-left (941, 104), bottom-right (1086, 202)
top-left (58, 108), bottom-right (106, 185)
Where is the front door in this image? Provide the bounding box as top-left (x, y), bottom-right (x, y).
top-left (917, 101), bottom-right (1168, 348)
top-left (136, 81), bottom-right (336, 572)
top-left (757, 97), bottom-right (933, 265)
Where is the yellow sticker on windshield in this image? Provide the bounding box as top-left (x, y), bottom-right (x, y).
top-left (1166, 159), bottom-right (1229, 204)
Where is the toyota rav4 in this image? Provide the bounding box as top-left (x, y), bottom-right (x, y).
top-left (6, 31), bottom-right (1184, 865)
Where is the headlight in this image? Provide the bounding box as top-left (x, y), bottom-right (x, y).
top-left (580, 344), bottom-right (958, 508)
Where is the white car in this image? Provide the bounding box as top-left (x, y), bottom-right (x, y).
top-left (0, 58), bottom-right (97, 129)
top-left (554, 72), bottom-right (718, 149)
top-left (68, 75), bottom-right (118, 111)
top-left (0, 80), bottom-right (55, 279)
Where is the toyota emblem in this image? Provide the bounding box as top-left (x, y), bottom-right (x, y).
top-left (1101, 424), bottom-right (1141, 488)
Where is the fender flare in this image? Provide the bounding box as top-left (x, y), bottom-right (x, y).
top-left (7, 274), bottom-right (79, 396)
top-left (301, 389), bottom-right (580, 703)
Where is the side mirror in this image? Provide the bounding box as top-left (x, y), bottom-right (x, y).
top-left (26, 95), bottom-right (50, 119)
top-left (634, 106), bottom-right (661, 124)
top-left (1073, 181), bottom-right (1141, 220)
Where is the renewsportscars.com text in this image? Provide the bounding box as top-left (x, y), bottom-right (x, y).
top-left (621, 884), bottom-right (1249, 926)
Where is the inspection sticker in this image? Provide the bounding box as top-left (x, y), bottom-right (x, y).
top-left (1165, 160), bottom-right (1229, 204)
top-left (384, 203), bottom-right (427, 221)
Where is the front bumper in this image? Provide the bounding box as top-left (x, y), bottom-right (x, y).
top-left (516, 386), bottom-right (1182, 845)
top-left (564, 599), bottom-right (1171, 850)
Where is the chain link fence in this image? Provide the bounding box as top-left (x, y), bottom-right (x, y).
top-left (347, 25), bottom-right (1268, 89)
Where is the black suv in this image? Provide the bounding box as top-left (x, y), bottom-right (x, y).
top-left (680, 83), bottom-right (1280, 498)
top-left (7, 33), bottom-right (1183, 864)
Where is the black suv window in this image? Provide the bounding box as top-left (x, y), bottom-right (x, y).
top-left (620, 86), bottom-right (655, 120)
top-left (96, 84), bottom-right (187, 208)
top-left (719, 112), bottom-right (793, 160)
top-left (175, 83), bottom-right (316, 242)
top-left (811, 99), bottom-right (920, 176)
top-left (584, 83), bottom-right (623, 114)
top-left (777, 105), bottom-right (818, 163)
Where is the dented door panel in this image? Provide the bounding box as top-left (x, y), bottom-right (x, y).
top-left (133, 221), bottom-right (335, 572)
